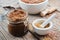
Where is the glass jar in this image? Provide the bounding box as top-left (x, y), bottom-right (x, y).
top-left (7, 9), bottom-right (28, 37)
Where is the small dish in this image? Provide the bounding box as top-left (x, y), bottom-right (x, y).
top-left (32, 19), bottom-right (53, 35)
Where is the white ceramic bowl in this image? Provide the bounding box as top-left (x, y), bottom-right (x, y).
top-left (19, 0), bottom-right (48, 14)
top-left (32, 19), bottom-right (53, 35)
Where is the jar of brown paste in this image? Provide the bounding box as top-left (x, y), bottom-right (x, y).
top-left (7, 9), bottom-right (28, 37)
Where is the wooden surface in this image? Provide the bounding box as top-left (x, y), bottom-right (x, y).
top-left (0, 0), bottom-right (60, 40)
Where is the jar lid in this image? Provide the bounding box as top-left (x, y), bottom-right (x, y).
top-left (7, 9), bottom-right (28, 23)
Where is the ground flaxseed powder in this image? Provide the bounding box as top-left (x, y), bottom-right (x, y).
top-left (21, 0), bottom-right (44, 4)
top-left (7, 9), bottom-right (28, 37)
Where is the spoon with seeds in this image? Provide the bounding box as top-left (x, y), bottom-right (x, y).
top-left (40, 14), bottom-right (56, 28)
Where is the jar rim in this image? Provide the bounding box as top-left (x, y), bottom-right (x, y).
top-left (6, 9), bottom-right (28, 23)
top-left (9, 18), bottom-right (28, 24)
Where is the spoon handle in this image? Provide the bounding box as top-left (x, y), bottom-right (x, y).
top-left (41, 14), bottom-right (56, 28)
top-left (28, 30), bottom-right (40, 40)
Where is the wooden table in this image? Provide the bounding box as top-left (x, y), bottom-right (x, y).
top-left (0, 0), bottom-right (60, 40)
